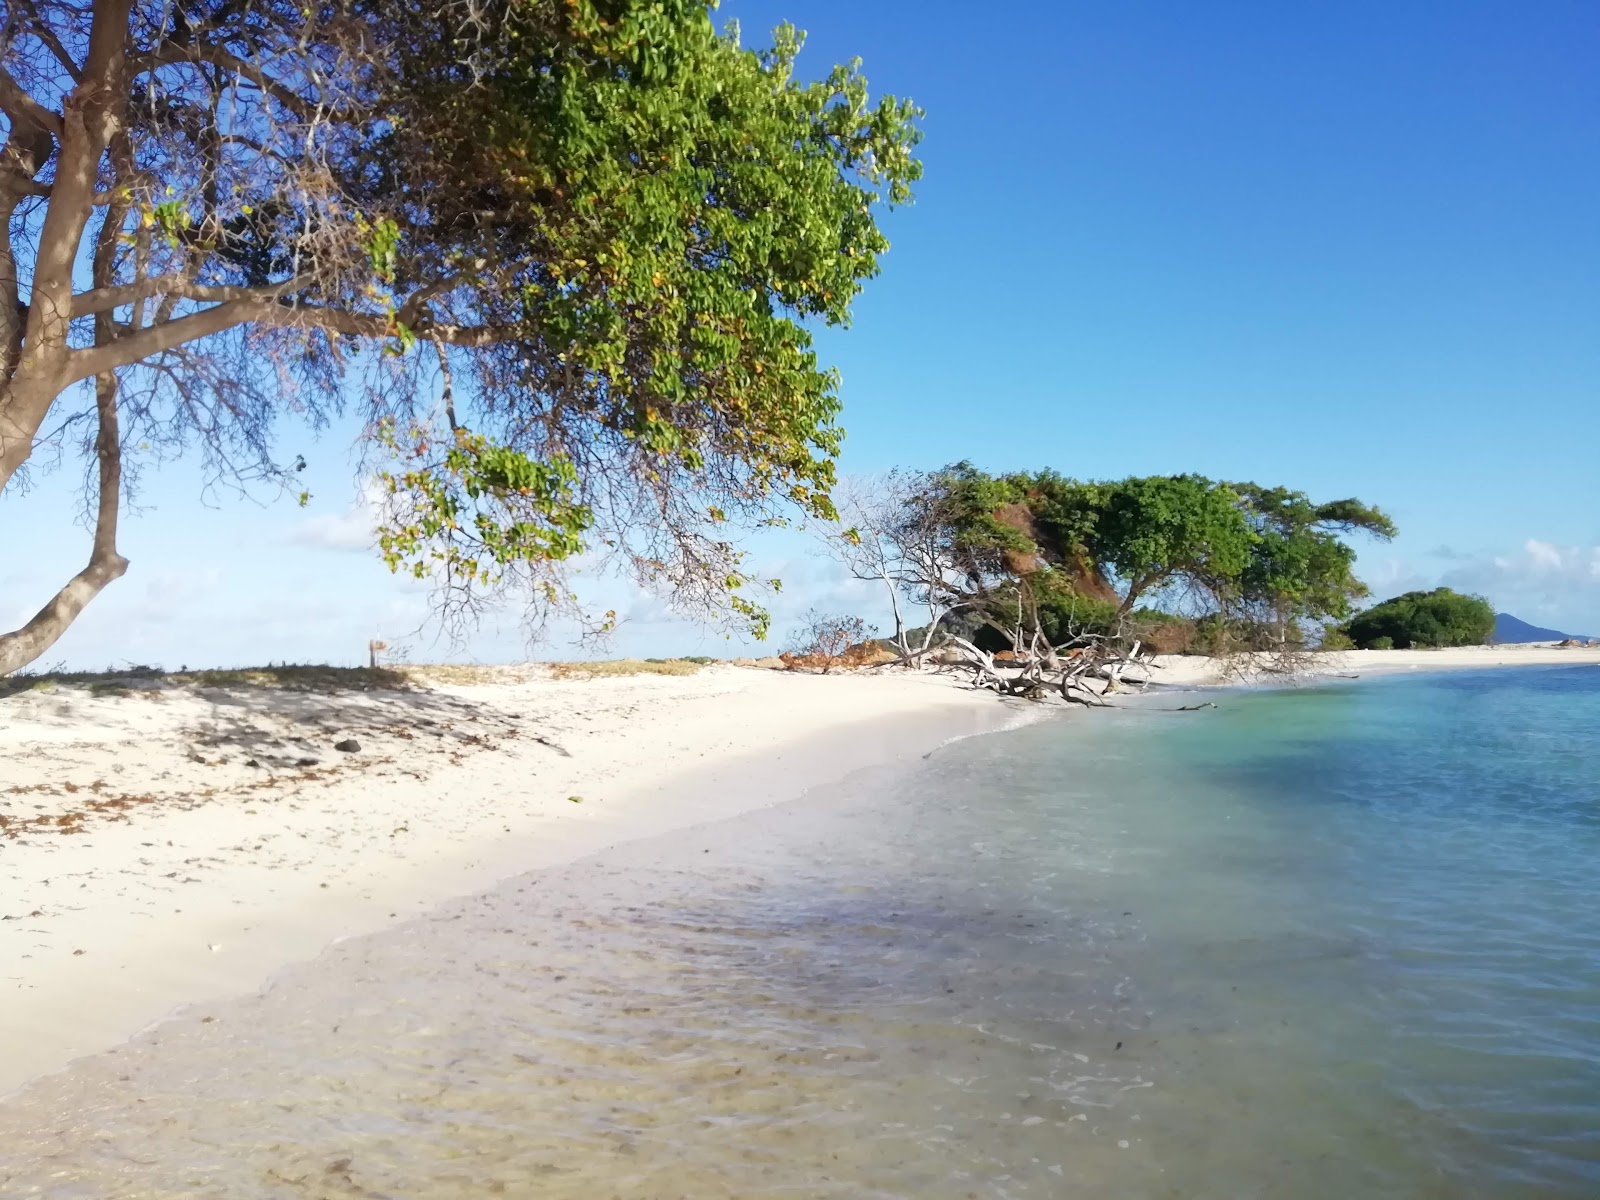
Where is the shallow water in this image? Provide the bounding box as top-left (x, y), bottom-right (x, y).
top-left (4, 666), bottom-right (1599, 1197)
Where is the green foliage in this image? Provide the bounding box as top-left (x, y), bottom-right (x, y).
top-left (369, 0), bottom-right (923, 633)
top-left (912, 464), bottom-right (1393, 652)
top-left (1318, 625), bottom-right (1357, 651)
top-left (1345, 589), bottom-right (1494, 650)
top-left (379, 424), bottom-right (593, 595)
top-left (1232, 484), bottom-right (1396, 627)
top-left (1094, 475), bottom-right (1254, 602)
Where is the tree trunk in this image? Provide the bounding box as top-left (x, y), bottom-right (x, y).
top-left (0, 379), bottom-right (128, 676)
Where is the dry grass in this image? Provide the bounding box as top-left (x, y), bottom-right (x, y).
top-left (2, 656), bottom-right (724, 698)
top-left (1, 663), bottom-right (416, 699)
top-left (547, 658), bottom-right (710, 680)
top-left (399, 663), bottom-right (532, 687)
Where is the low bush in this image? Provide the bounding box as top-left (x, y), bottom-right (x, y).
top-left (1346, 588), bottom-right (1493, 650)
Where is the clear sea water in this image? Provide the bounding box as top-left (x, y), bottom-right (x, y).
top-left (3, 666), bottom-right (1599, 1198)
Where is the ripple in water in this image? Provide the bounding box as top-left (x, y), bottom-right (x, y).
top-left (3, 666), bottom-right (1598, 1198)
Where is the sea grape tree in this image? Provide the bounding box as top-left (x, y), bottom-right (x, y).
top-left (828, 462), bottom-right (1395, 694)
top-left (0, 0), bottom-right (922, 673)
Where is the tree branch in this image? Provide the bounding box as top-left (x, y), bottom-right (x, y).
top-left (70, 272), bottom-right (316, 317)
top-left (281, 302), bottom-right (529, 347)
top-left (63, 297), bottom-right (265, 381)
top-left (0, 373), bottom-right (128, 676)
top-left (133, 42), bottom-right (316, 121)
top-left (0, 63), bottom-right (64, 139)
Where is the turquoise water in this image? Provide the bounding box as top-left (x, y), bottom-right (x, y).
top-left (2, 666), bottom-right (1598, 1197)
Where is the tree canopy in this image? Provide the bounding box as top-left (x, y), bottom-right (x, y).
top-left (1344, 588), bottom-right (1494, 650)
top-left (839, 463), bottom-right (1395, 659)
top-left (0, 0), bottom-right (922, 673)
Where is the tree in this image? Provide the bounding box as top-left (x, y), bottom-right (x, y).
top-left (827, 468), bottom-right (990, 667)
top-left (1345, 588), bottom-right (1494, 650)
top-left (0, 0), bottom-right (922, 674)
top-left (1210, 484), bottom-right (1397, 651)
top-left (1088, 475), bottom-right (1256, 616)
top-left (833, 462), bottom-right (1395, 701)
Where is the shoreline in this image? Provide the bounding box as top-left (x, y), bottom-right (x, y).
top-left (1146, 644), bottom-right (1600, 689)
top-left (2, 646), bottom-right (1589, 1096)
top-left (0, 667), bottom-right (1025, 1097)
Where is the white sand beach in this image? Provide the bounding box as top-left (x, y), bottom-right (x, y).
top-left (2, 644), bottom-right (1593, 1096)
top-left (0, 665), bottom-right (1019, 1095)
top-left (1152, 642), bottom-right (1600, 687)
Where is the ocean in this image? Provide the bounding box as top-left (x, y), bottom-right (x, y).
top-left (3, 666), bottom-right (1598, 1197)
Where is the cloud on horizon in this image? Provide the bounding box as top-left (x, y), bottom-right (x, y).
top-left (1435, 540), bottom-right (1600, 627)
top-left (1352, 538), bottom-right (1600, 634)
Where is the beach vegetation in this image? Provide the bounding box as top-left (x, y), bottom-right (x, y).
top-left (0, 0), bottom-right (922, 676)
top-left (782, 610), bottom-right (880, 674)
top-left (546, 658), bottom-right (708, 680)
top-left (1344, 588), bottom-right (1494, 650)
top-left (826, 463), bottom-right (1394, 698)
top-left (1318, 626), bottom-right (1357, 651)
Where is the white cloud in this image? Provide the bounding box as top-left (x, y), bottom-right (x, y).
top-left (1523, 539), bottom-right (1566, 570)
top-left (1435, 540), bottom-right (1600, 631)
top-left (285, 482), bottom-right (382, 552)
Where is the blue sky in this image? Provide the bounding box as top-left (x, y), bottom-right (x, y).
top-left (6, 1), bottom-right (1599, 668)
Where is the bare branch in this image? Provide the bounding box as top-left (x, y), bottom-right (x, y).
top-left (132, 42), bottom-right (317, 122)
top-left (0, 62), bottom-right (64, 138)
top-left (70, 273), bottom-right (316, 317)
top-left (64, 298), bottom-right (264, 381)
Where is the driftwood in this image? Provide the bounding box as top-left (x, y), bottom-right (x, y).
top-left (940, 628), bottom-right (1158, 710)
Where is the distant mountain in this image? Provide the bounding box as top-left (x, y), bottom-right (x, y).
top-left (1493, 613), bottom-right (1594, 644)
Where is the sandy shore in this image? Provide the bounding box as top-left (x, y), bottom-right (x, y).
top-left (0, 665), bottom-right (1021, 1096)
top-left (1149, 643), bottom-right (1600, 687)
top-left (3, 643), bottom-right (1591, 1096)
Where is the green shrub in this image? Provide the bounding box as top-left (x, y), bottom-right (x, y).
top-left (1346, 588), bottom-right (1493, 650)
top-left (1319, 626), bottom-right (1356, 651)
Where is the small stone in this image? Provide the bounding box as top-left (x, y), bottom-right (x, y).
top-left (334, 739), bottom-right (361, 753)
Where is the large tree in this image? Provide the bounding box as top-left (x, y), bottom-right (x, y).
top-left (1227, 484), bottom-right (1397, 647)
top-left (832, 463), bottom-right (1394, 696)
top-left (0, 0), bottom-right (921, 673)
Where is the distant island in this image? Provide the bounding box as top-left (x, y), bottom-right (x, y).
top-left (1494, 614), bottom-right (1595, 644)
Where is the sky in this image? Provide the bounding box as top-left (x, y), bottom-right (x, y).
top-left (6, 1), bottom-right (1600, 669)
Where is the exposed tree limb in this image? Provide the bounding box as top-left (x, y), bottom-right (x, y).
top-left (70, 273), bottom-right (317, 317)
top-left (0, 62), bottom-right (64, 137)
top-left (0, 372), bottom-right (127, 675)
